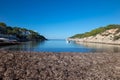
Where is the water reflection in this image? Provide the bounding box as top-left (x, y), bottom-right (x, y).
top-left (0, 41), bottom-right (45, 51)
top-left (75, 42), bottom-right (120, 53)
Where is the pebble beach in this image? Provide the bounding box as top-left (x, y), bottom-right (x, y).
top-left (0, 51), bottom-right (120, 80)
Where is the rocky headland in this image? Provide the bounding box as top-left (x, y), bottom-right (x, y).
top-left (69, 25), bottom-right (120, 45)
top-left (0, 22), bottom-right (47, 43)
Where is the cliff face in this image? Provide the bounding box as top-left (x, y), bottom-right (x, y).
top-left (69, 28), bottom-right (120, 45)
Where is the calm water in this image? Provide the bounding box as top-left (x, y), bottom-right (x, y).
top-left (1, 39), bottom-right (120, 53)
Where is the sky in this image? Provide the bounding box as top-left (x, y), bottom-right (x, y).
top-left (0, 0), bottom-right (120, 39)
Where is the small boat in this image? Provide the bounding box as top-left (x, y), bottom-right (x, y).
top-left (66, 40), bottom-right (70, 43)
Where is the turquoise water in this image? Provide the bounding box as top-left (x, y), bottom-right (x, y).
top-left (1, 39), bottom-right (120, 53)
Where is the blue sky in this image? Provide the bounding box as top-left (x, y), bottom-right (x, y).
top-left (0, 0), bottom-right (120, 39)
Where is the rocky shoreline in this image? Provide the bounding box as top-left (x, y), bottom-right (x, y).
top-left (69, 28), bottom-right (120, 45)
top-left (68, 38), bottom-right (120, 45)
top-left (0, 42), bottom-right (21, 46)
top-left (0, 51), bottom-right (120, 80)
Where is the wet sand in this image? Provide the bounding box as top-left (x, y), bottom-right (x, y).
top-left (0, 51), bottom-right (120, 80)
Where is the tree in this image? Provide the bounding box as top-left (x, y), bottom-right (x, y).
top-left (0, 22), bottom-right (7, 34)
top-left (0, 22), bottom-right (7, 28)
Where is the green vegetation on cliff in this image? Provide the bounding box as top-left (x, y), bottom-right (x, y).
top-left (0, 22), bottom-right (47, 41)
top-left (70, 24), bottom-right (120, 38)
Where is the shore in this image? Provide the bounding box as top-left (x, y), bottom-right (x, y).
top-left (0, 51), bottom-right (120, 79)
top-left (68, 38), bottom-right (120, 45)
top-left (0, 42), bottom-right (21, 46)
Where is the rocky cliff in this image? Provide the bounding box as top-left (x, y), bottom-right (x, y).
top-left (69, 25), bottom-right (120, 45)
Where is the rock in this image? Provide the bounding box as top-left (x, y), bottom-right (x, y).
top-left (0, 51), bottom-right (119, 79)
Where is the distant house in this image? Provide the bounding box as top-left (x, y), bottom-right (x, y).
top-left (22, 31), bottom-right (31, 36)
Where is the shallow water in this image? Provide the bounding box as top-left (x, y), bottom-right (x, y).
top-left (0, 39), bottom-right (120, 53)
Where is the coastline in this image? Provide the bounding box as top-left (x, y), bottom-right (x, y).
top-left (69, 28), bottom-right (120, 45)
top-left (68, 38), bottom-right (120, 45)
top-left (0, 51), bottom-right (120, 79)
top-left (0, 42), bottom-right (21, 46)
top-left (0, 39), bottom-right (47, 46)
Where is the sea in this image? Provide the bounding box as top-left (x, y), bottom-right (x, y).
top-left (0, 39), bottom-right (120, 53)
